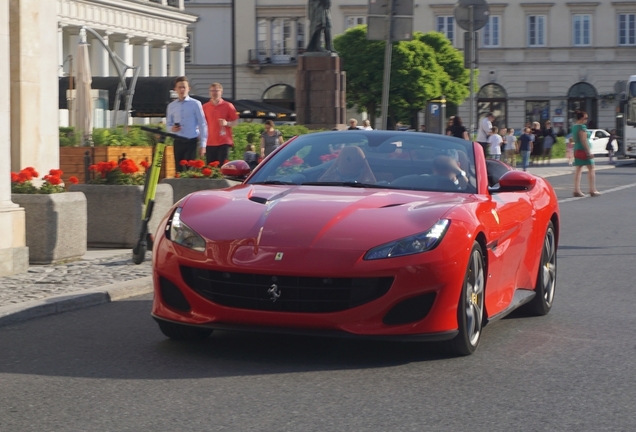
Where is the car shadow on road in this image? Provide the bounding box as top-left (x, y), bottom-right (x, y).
top-left (0, 298), bottom-right (482, 380)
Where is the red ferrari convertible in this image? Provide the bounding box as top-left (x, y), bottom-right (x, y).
top-left (152, 130), bottom-right (559, 355)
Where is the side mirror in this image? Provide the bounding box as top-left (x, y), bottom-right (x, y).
top-left (221, 160), bottom-right (251, 179)
top-left (491, 170), bottom-right (536, 193)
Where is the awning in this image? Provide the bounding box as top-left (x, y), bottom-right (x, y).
top-left (58, 76), bottom-right (295, 120)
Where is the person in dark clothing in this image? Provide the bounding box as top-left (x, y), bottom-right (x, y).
top-left (541, 120), bottom-right (556, 165)
top-left (447, 116), bottom-right (470, 140)
top-left (530, 121), bottom-right (543, 166)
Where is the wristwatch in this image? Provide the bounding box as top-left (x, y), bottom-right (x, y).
top-left (456, 169), bottom-right (466, 178)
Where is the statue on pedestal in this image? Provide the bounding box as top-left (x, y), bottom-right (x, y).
top-left (306, 0), bottom-right (335, 53)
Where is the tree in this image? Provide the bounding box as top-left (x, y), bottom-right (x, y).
top-left (333, 26), bottom-right (471, 128)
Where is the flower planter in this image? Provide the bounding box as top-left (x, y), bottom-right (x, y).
top-left (60, 146), bottom-right (175, 185)
top-left (69, 184), bottom-right (173, 248)
top-left (12, 192), bottom-right (87, 264)
top-left (161, 178), bottom-right (241, 204)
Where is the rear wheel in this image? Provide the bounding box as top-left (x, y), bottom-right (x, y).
top-left (157, 319), bottom-right (213, 341)
top-left (447, 242), bottom-right (485, 356)
top-left (523, 221), bottom-right (557, 316)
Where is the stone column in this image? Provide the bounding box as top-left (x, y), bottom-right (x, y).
top-left (169, 44), bottom-right (185, 76)
top-left (151, 42), bottom-right (167, 77)
top-left (91, 32), bottom-right (110, 77)
top-left (2, 0), bottom-right (29, 275)
top-left (58, 23), bottom-right (66, 77)
top-left (133, 39), bottom-right (151, 125)
top-left (114, 35), bottom-right (133, 77)
top-left (9, 0), bottom-right (60, 174)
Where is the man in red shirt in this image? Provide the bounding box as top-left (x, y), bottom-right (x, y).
top-left (202, 82), bottom-right (239, 165)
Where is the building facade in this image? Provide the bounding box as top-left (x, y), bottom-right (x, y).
top-left (186, 0), bottom-right (636, 132)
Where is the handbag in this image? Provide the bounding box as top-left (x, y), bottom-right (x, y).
top-left (574, 149), bottom-right (589, 160)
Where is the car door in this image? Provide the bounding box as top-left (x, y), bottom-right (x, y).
top-left (481, 161), bottom-right (535, 316)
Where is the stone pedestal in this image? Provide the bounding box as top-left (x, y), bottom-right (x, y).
top-left (295, 53), bottom-right (346, 130)
top-left (12, 192), bottom-right (87, 264)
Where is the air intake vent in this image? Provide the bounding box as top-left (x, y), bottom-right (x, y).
top-left (159, 277), bottom-right (191, 312)
top-left (383, 293), bottom-right (436, 325)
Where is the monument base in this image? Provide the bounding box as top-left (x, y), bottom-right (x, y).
top-left (295, 54), bottom-right (346, 130)
top-left (0, 205), bottom-right (29, 276)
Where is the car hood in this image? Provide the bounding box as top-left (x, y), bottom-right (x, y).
top-left (179, 185), bottom-right (474, 251)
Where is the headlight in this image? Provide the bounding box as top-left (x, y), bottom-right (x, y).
top-left (166, 207), bottom-right (206, 252)
top-left (364, 219), bottom-right (450, 260)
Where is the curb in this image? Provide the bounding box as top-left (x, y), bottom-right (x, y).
top-left (0, 276), bottom-right (153, 327)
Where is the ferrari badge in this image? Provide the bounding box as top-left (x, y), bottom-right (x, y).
top-left (275, 252), bottom-right (284, 261)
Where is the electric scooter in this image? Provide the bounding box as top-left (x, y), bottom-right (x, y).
top-left (132, 126), bottom-right (180, 265)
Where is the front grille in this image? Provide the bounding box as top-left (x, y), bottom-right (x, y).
top-left (181, 266), bottom-right (393, 313)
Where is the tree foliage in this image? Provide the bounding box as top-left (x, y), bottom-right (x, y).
top-left (334, 26), bottom-right (472, 128)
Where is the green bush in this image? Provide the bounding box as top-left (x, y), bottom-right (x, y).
top-left (551, 136), bottom-right (566, 159)
top-left (60, 125), bottom-right (171, 147)
top-left (59, 127), bottom-right (81, 147)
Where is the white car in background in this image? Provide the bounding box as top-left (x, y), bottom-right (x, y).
top-left (587, 129), bottom-right (617, 155)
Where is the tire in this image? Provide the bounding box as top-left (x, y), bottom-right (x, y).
top-left (523, 221), bottom-right (557, 316)
top-left (157, 319), bottom-right (213, 341)
top-left (132, 241), bottom-right (146, 265)
top-left (447, 242), bottom-right (485, 356)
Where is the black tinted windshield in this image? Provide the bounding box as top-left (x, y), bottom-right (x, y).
top-left (248, 131), bottom-right (477, 193)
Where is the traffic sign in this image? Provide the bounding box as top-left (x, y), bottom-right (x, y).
top-left (454, 0), bottom-right (490, 31)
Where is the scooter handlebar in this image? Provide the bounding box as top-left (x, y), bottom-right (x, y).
top-left (140, 126), bottom-right (183, 140)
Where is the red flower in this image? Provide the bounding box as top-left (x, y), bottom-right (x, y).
top-left (23, 167), bottom-right (39, 178)
top-left (209, 161), bottom-right (220, 168)
top-left (44, 175), bottom-right (62, 185)
top-left (202, 168), bottom-right (212, 177)
top-left (119, 159), bottom-right (139, 174)
top-left (193, 159), bottom-right (205, 169)
top-left (291, 156), bottom-right (304, 165)
top-left (49, 169), bottom-right (63, 177)
top-left (10, 172), bottom-right (19, 182)
top-left (68, 176), bottom-right (79, 184)
top-left (140, 160), bottom-right (150, 169)
top-left (179, 160), bottom-right (189, 166)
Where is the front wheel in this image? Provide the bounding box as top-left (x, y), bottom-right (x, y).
top-left (523, 221), bottom-right (557, 316)
top-left (447, 242), bottom-right (485, 356)
top-left (157, 319), bottom-right (213, 341)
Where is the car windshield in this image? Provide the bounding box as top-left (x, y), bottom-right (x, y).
top-left (247, 131), bottom-right (477, 193)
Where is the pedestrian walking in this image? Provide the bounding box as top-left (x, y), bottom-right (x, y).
top-left (165, 76), bottom-right (208, 172)
top-left (476, 112), bottom-right (495, 156)
top-left (504, 128), bottom-right (517, 167)
top-left (542, 120), bottom-right (556, 165)
top-left (572, 110), bottom-right (600, 197)
top-left (347, 118), bottom-right (360, 130)
top-left (243, 144), bottom-right (259, 170)
top-left (518, 127), bottom-right (534, 171)
top-left (362, 119), bottom-right (373, 130)
top-left (202, 82), bottom-right (239, 166)
top-left (566, 135), bottom-right (574, 166)
top-left (488, 126), bottom-right (503, 160)
top-left (607, 129), bottom-right (617, 164)
top-left (260, 120), bottom-right (285, 158)
top-left (530, 121), bottom-right (543, 166)
top-left (447, 116), bottom-right (470, 140)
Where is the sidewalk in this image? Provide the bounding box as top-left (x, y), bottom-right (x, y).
top-left (0, 156), bottom-right (628, 327)
top-left (0, 248), bottom-right (153, 326)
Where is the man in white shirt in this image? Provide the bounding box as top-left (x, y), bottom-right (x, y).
top-left (476, 112), bottom-right (495, 156)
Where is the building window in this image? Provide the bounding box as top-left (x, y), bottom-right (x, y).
top-left (525, 100), bottom-right (550, 125)
top-left (436, 16), bottom-right (454, 44)
top-left (573, 14), bottom-right (591, 46)
top-left (618, 13), bottom-right (636, 45)
top-left (185, 31), bottom-right (193, 64)
top-left (257, 18), bottom-right (267, 54)
top-left (297, 20), bottom-right (305, 50)
top-left (482, 16), bottom-right (500, 47)
top-left (528, 15), bottom-right (546, 47)
top-left (272, 18), bottom-right (293, 54)
top-left (346, 16), bottom-right (366, 30)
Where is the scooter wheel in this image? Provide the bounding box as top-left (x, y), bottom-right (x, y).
top-left (132, 242), bottom-right (147, 265)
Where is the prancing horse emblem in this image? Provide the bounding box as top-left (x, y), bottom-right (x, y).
top-left (268, 284), bottom-right (281, 302)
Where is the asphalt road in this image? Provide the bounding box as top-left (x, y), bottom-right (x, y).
top-left (1, 163), bottom-right (635, 432)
